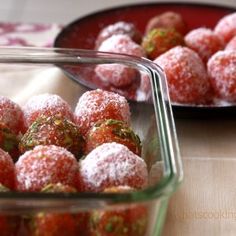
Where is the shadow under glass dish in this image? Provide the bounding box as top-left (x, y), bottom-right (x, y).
top-left (54, 2), bottom-right (236, 118)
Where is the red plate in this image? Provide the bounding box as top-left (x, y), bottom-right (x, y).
top-left (54, 2), bottom-right (236, 118)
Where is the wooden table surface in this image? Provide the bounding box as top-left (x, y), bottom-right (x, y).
top-left (162, 119), bottom-right (236, 236)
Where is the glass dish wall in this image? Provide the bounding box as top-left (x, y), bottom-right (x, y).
top-left (0, 47), bottom-right (182, 236)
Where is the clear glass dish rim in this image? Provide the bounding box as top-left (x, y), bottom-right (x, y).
top-left (0, 47), bottom-right (183, 206)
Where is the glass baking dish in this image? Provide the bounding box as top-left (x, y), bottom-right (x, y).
top-left (0, 47), bottom-right (182, 236)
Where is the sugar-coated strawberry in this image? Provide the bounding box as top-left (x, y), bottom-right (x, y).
top-left (142, 28), bottom-right (185, 60)
top-left (23, 93), bottom-right (74, 128)
top-left (85, 119), bottom-right (141, 156)
top-left (214, 12), bottom-right (236, 43)
top-left (154, 46), bottom-right (211, 104)
top-left (96, 34), bottom-right (145, 57)
top-left (185, 27), bottom-right (224, 63)
top-left (79, 142), bottom-right (148, 192)
top-left (74, 89), bottom-right (131, 137)
top-left (15, 145), bottom-right (79, 192)
top-left (95, 35), bottom-right (145, 87)
top-left (89, 186), bottom-right (148, 236)
top-left (207, 50), bottom-right (236, 102)
top-left (19, 115), bottom-right (84, 160)
top-left (225, 35), bottom-right (236, 50)
top-left (0, 122), bottom-right (20, 162)
top-left (0, 95), bottom-right (26, 135)
top-left (0, 184), bottom-right (21, 236)
top-left (145, 11), bottom-right (188, 35)
top-left (0, 148), bottom-right (15, 190)
top-left (95, 21), bottom-right (142, 49)
top-left (27, 183), bottom-right (89, 236)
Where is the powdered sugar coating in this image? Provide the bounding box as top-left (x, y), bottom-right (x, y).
top-left (185, 27), bottom-right (224, 63)
top-left (97, 34), bottom-right (145, 57)
top-left (225, 35), bottom-right (236, 50)
top-left (23, 93), bottom-right (74, 128)
top-left (154, 46), bottom-right (211, 104)
top-left (214, 12), bottom-right (236, 43)
top-left (95, 21), bottom-right (142, 49)
top-left (15, 145), bottom-right (79, 192)
top-left (95, 63), bottom-right (139, 88)
top-left (0, 96), bottom-right (26, 134)
top-left (74, 89), bottom-right (131, 136)
top-left (95, 35), bottom-right (145, 87)
top-left (207, 50), bottom-right (236, 102)
top-left (79, 142), bottom-right (148, 192)
top-left (0, 148), bottom-right (16, 190)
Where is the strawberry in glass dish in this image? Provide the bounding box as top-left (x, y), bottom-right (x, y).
top-left (0, 95), bottom-right (26, 135)
top-left (79, 142), bottom-right (148, 192)
top-left (15, 145), bottom-right (79, 192)
top-left (85, 119), bottom-right (141, 156)
top-left (19, 115), bottom-right (84, 160)
top-left (0, 184), bottom-right (21, 236)
top-left (23, 93), bottom-right (74, 128)
top-left (0, 122), bottom-right (20, 162)
top-left (74, 89), bottom-right (131, 137)
top-left (0, 148), bottom-right (16, 190)
top-left (89, 186), bottom-right (148, 236)
top-left (27, 183), bottom-right (90, 236)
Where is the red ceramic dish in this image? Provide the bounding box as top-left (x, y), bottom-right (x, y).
top-left (54, 2), bottom-right (236, 118)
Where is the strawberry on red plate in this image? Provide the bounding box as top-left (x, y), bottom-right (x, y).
top-left (207, 50), bottom-right (236, 102)
top-left (154, 46), bottom-right (211, 104)
top-left (145, 11), bottom-right (188, 35)
top-left (214, 12), bottom-right (236, 43)
top-left (185, 27), bottom-right (224, 63)
top-left (95, 21), bottom-right (142, 49)
top-left (95, 35), bottom-right (145, 88)
top-left (142, 28), bottom-right (185, 60)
